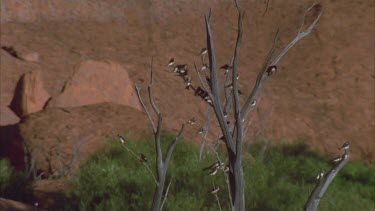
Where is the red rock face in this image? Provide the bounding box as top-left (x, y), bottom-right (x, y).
top-left (0, 0), bottom-right (373, 166)
top-left (46, 60), bottom-right (141, 110)
top-left (17, 103), bottom-right (149, 177)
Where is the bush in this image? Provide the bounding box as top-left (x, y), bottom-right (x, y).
top-left (54, 136), bottom-right (374, 211)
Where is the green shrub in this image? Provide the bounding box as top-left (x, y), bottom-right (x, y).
top-left (55, 136), bottom-right (375, 211)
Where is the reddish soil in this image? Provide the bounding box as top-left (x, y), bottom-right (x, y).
top-left (0, 0), bottom-right (374, 208)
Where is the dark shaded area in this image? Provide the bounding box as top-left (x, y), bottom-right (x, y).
top-left (8, 74), bottom-right (26, 119)
top-left (1, 46), bottom-right (20, 59)
top-left (0, 124), bottom-right (25, 171)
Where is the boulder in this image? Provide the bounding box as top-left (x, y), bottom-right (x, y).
top-left (46, 60), bottom-right (141, 110)
top-left (17, 103), bottom-right (149, 177)
top-left (9, 71), bottom-right (50, 118)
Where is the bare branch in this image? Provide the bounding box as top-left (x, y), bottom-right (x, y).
top-left (240, 29), bottom-right (279, 121)
top-left (118, 140), bottom-right (158, 185)
top-left (199, 105), bottom-right (212, 161)
top-left (135, 85), bottom-right (157, 133)
top-left (271, 3), bottom-right (322, 66)
top-left (232, 7), bottom-right (245, 160)
top-left (164, 124), bottom-right (185, 168)
top-left (207, 144), bottom-right (233, 208)
top-left (214, 190), bottom-right (223, 211)
top-left (194, 61), bottom-right (213, 98)
top-left (223, 57), bottom-right (234, 117)
top-left (148, 57), bottom-right (161, 116)
top-left (304, 150), bottom-right (349, 211)
top-left (160, 177), bottom-right (173, 211)
top-left (155, 114), bottom-right (164, 178)
top-left (205, 11), bottom-right (235, 153)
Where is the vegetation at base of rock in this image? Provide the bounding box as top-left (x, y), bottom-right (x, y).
top-left (49, 135), bottom-right (374, 211)
top-left (0, 159), bottom-right (34, 203)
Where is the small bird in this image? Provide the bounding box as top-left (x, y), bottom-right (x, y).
top-left (209, 187), bottom-right (220, 194)
top-left (223, 166), bottom-right (230, 173)
top-left (223, 112), bottom-right (228, 118)
top-left (167, 58), bottom-right (175, 67)
top-left (173, 66), bottom-right (179, 73)
top-left (200, 48), bottom-right (208, 55)
top-left (205, 161), bottom-right (220, 170)
top-left (206, 76), bottom-right (211, 85)
top-left (238, 90), bottom-right (243, 96)
top-left (198, 128), bottom-right (204, 134)
top-left (251, 100), bottom-right (257, 106)
top-left (237, 73), bottom-right (240, 80)
top-left (338, 142), bottom-right (350, 151)
top-left (209, 168), bottom-right (218, 176)
top-left (266, 65), bottom-right (277, 76)
top-left (117, 135), bottom-right (126, 144)
top-left (200, 64), bottom-right (208, 72)
top-left (188, 118), bottom-right (196, 125)
top-left (140, 153), bottom-right (148, 162)
top-left (185, 75), bottom-right (192, 88)
top-left (316, 171), bottom-right (324, 180)
top-left (220, 64), bottom-right (232, 70)
top-left (331, 155), bottom-right (342, 163)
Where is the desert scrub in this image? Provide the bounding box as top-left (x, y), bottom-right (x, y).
top-left (0, 159), bottom-right (34, 203)
top-left (55, 136), bottom-right (374, 211)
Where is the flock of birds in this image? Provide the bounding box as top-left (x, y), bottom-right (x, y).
top-left (116, 47), bottom-right (351, 195)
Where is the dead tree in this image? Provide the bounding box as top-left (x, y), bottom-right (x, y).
top-left (134, 58), bottom-right (185, 211)
top-left (304, 142), bottom-right (350, 211)
top-left (170, 1), bottom-right (323, 210)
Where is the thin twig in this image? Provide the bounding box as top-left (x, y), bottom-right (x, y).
top-left (240, 29), bottom-right (279, 122)
top-left (135, 86), bottom-right (157, 133)
top-left (207, 144), bottom-right (233, 207)
top-left (160, 177), bottom-right (173, 211)
top-left (214, 191), bottom-right (223, 211)
top-left (148, 57), bottom-right (161, 116)
top-left (271, 3), bottom-right (322, 66)
top-left (119, 142), bottom-right (158, 185)
top-left (199, 105), bottom-right (212, 161)
top-left (164, 124), bottom-right (185, 167)
top-left (194, 61), bottom-right (213, 98)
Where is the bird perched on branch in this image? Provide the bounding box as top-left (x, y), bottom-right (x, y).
top-left (209, 187), bottom-right (219, 194)
top-left (200, 48), bottom-right (208, 55)
top-left (331, 155), bottom-right (342, 163)
top-left (251, 100), bottom-right (257, 106)
top-left (266, 65), bottom-right (277, 76)
top-left (188, 118), bottom-right (196, 125)
top-left (117, 135), bottom-right (126, 144)
top-left (200, 64), bottom-right (209, 72)
top-left (338, 142), bottom-right (350, 151)
top-left (220, 64), bottom-right (232, 74)
top-left (198, 128), bottom-right (204, 134)
top-left (139, 153), bottom-right (148, 162)
top-left (316, 171), bottom-right (324, 180)
top-left (209, 168), bottom-right (218, 176)
top-left (167, 58), bottom-right (175, 67)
